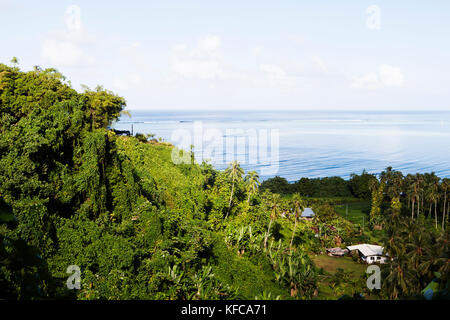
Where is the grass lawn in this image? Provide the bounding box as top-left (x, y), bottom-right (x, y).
top-left (335, 201), bottom-right (385, 243)
top-left (334, 201), bottom-right (370, 226)
top-left (311, 254), bottom-right (366, 275)
top-left (310, 254), bottom-right (369, 300)
top-left (310, 201), bottom-right (385, 299)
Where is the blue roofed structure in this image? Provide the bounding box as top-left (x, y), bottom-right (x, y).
top-left (301, 208), bottom-right (315, 218)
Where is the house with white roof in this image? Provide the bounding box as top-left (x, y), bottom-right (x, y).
top-left (346, 244), bottom-right (388, 264)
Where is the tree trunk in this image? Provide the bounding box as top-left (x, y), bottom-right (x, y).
top-left (421, 194), bottom-right (424, 215)
top-left (417, 196), bottom-right (420, 220)
top-left (429, 203), bottom-right (432, 220)
top-left (225, 178), bottom-right (235, 219)
top-left (443, 192), bottom-right (447, 231)
top-left (447, 200), bottom-right (450, 226)
top-left (264, 218), bottom-right (273, 249)
top-left (411, 199), bottom-right (415, 219)
top-left (435, 200), bottom-right (438, 230)
top-left (290, 219), bottom-right (297, 251)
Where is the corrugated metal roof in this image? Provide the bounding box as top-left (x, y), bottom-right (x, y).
top-left (347, 244), bottom-right (384, 257)
top-left (301, 208), bottom-right (315, 217)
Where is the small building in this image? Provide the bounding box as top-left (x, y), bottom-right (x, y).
top-left (326, 247), bottom-right (349, 257)
top-left (301, 208), bottom-right (315, 220)
top-left (347, 244), bottom-right (388, 264)
top-left (112, 129), bottom-right (131, 136)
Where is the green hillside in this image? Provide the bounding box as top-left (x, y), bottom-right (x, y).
top-left (1, 62), bottom-right (448, 301)
top-left (0, 63), bottom-right (306, 300)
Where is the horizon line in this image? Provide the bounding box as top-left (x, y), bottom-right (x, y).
top-left (123, 108), bottom-right (450, 112)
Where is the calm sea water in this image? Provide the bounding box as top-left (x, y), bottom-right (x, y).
top-left (113, 110), bottom-right (450, 182)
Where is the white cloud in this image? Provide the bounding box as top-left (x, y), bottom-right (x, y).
top-left (351, 72), bottom-right (380, 89)
top-left (287, 34), bottom-right (306, 45)
top-left (41, 40), bottom-right (84, 66)
top-left (352, 64), bottom-right (404, 89)
top-left (169, 35), bottom-right (224, 80)
top-left (119, 42), bottom-right (142, 55)
top-left (112, 73), bottom-right (142, 91)
top-left (252, 47), bottom-right (263, 56)
top-left (378, 64), bottom-right (404, 86)
top-left (41, 5), bottom-right (94, 67)
top-left (65, 5), bottom-right (82, 32)
top-left (198, 35), bottom-right (221, 52)
top-left (260, 64), bottom-right (295, 88)
top-left (311, 56), bottom-right (328, 73)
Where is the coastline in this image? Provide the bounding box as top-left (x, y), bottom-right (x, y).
top-left (113, 110), bottom-right (450, 181)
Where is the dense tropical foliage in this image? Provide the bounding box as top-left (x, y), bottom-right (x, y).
top-left (0, 61), bottom-right (448, 300)
top-left (261, 170), bottom-right (375, 199)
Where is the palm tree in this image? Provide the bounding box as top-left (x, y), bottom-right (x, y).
top-left (10, 56), bottom-right (19, 67)
top-left (264, 193), bottom-right (281, 249)
top-left (289, 193), bottom-right (305, 251)
top-left (120, 109), bottom-right (132, 118)
top-left (424, 173), bottom-right (434, 220)
top-left (404, 174), bottom-right (414, 210)
top-left (442, 178), bottom-right (450, 231)
top-left (383, 247), bottom-right (422, 299)
top-left (416, 174), bottom-right (425, 219)
top-left (382, 217), bottom-right (423, 298)
top-left (382, 168), bottom-right (403, 214)
top-left (369, 177), bottom-right (383, 221)
top-left (434, 232), bottom-right (450, 276)
top-left (409, 174), bottom-right (421, 220)
top-left (428, 174), bottom-right (440, 229)
top-left (405, 225), bottom-right (431, 271)
top-left (245, 171), bottom-right (260, 205)
top-left (224, 161), bottom-right (244, 219)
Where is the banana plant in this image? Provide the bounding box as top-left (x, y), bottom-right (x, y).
top-left (254, 291), bottom-right (281, 300)
top-left (168, 264), bottom-right (184, 285)
top-left (191, 265), bottom-right (215, 300)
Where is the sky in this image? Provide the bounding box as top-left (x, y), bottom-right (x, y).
top-left (1, 0), bottom-right (450, 111)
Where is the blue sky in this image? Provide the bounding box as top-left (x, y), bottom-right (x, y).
top-left (1, 0), bottom-right (450, 111)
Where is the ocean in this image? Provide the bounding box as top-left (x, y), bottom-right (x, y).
top-left (113, 110), bottom-right (450, 182)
